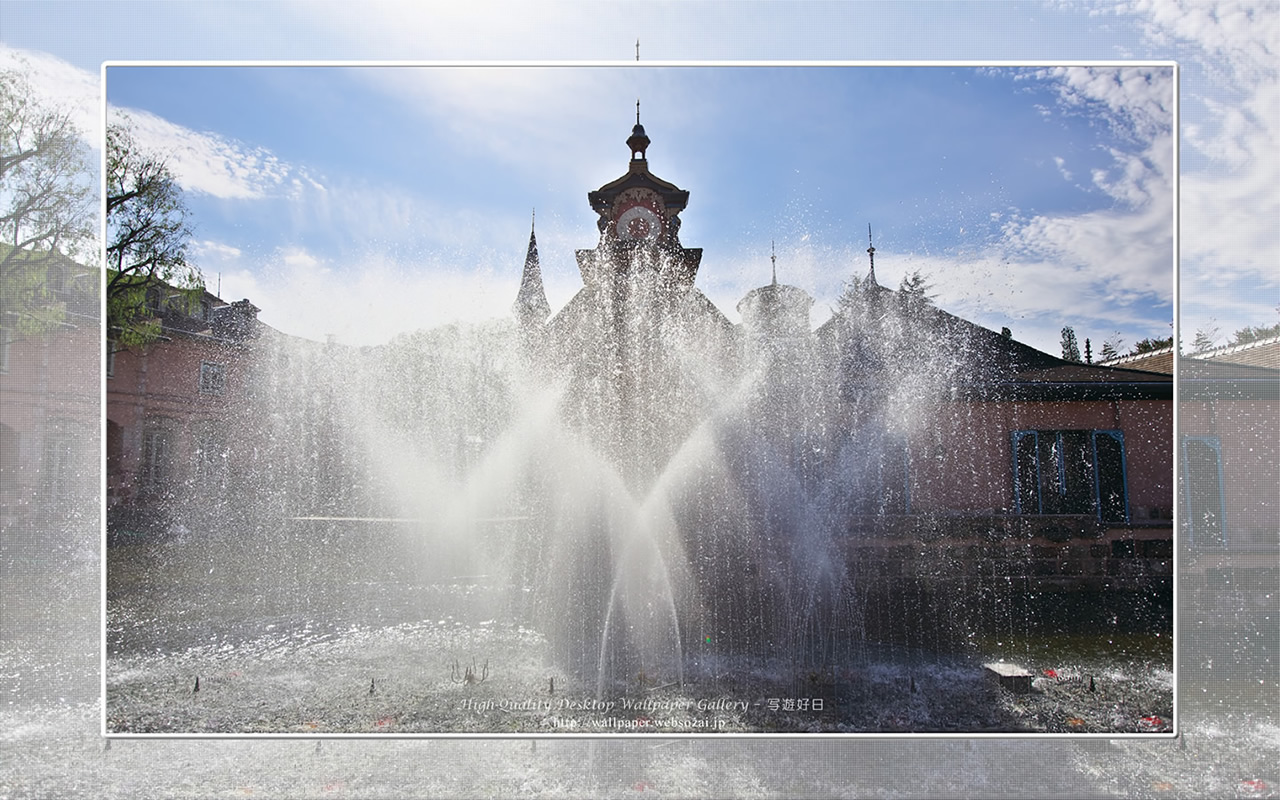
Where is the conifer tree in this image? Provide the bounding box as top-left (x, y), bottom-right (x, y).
top-left (1060, 326), bottom-right (1082, 362)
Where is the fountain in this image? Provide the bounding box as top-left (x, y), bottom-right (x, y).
top-left (104, 118), bottom-right (1173, 734)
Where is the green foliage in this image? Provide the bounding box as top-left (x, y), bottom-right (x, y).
top-left (0, 67), bottom-right (96, 335)
top-left (1060, 326), bottom-right (1081, 362)
top-left (1229, 322), bottom-right (1280, 347)
top-left (835, 273), bottom-right (869, 312)
top-left (1100, 332), bottom-right (1125, 361)
top-left (897, 270), bottom-right (935, 310)
top-left (106, 118), bottom-right (202, 346)
top-left (1131, 336), bottom-right (1174, 354)
top-left (1191, 323), bottom-right (1219, 354)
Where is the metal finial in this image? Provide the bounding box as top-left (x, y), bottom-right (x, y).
top-left (636, 99), bottom-right (641, 125)
top-left (636, 39), bottom-right (640, 61)
top-left (531, 208), bottom-right (535, 231)
top-left (771, 240), bottom-right (777, 285)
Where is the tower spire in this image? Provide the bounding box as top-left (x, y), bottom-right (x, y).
top-left (866, 223), bottom-right (877, 286)
top-left (627, 102), bottom-right (650, 161)
top-left (514, 208), bottom-right (551, 325)
top-left (771, 240), bottom-right (778, 286)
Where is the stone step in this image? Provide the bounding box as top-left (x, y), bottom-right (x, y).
top-left (984, 661), bottom-right (1033, 693)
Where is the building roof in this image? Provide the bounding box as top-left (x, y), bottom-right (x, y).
top-left (1179, 355), bottom-right (1280, 399)
top-left (1097, 346), bottom-right (1174, 374)
top-left (817, 281), bottom-right (1172, 401)
top-left (1196, 335), bottom-right (1280, 370)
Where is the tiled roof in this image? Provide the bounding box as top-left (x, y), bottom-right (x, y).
top-left (1198, 336), bottom-right (1280, 370)
top-left (1097, 346), bottom-right (1174, 374)
top-left (819, 286), bottom-right (1172, 400)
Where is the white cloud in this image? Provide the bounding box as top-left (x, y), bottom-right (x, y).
top-left (342, 65), bottom-right (696, 197)
top-left (220, 245), bottom-right (519, 346)
top-left (106, 105), bottom-right (323, 200)
top-left (1031, 65), bottom-right (1173, 144)
top-left (962, 66), bottom-right (1177, 351)
top-left (192, 239), bottom-right (242, 261)
top-left (0, 45), bottom-right (100, 147)
top-left (1114, 0), bottom-right (1280, 338)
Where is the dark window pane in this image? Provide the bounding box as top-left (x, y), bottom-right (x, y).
top-left (1095, 432), bottom-right (1128, 523)
top-left (1061, 430), bottom-right (1094, 514)
top-left (1039, 432), bottom-right (1063, 513)
top-left (1014, 432), bottom-right (1039, 514)
top-left (1182, 437), bottom-right (1225, 547)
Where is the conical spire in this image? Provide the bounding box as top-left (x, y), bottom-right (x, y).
top-left (514, 210), bottom-right (551, 325)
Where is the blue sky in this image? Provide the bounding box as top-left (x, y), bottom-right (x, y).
top-left (2, 1), bottom-right (1276, 357)
top-left (91, 63), bottom-right (1175, 352)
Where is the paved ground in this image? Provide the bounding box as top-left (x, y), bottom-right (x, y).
top-left (4, 522), bottom-right (1277, 798)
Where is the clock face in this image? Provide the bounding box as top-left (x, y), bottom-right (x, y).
top-left (617, 204), bottom-right (660, 241)
top-left (614, 188), bottom-right (663, 242)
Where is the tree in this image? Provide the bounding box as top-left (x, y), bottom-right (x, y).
top-left (106, 119), bottom-right (202, 347)
top-left (1190, 321), bottom-right (1220, 354)
top-left (1131, 336), bottom-right (1174, 354)
top-left (897, 270), bottom-right (935, 311)
top-left (1060, 326), bottom-right (1082, 362)
top-left (0, 68), bottom-right (96, 334)
top-left (1100, 332), bottom-right (1125, 362)
top-left (1228, 321), bottom-right (1280, 347)
top-left (835, 273), bottom-right (870, 312)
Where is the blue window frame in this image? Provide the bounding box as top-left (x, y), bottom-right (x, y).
top-left (1012, 429), bottom-right (1129, 523)
top-left (1180, 436), bottom-right (1226, 547)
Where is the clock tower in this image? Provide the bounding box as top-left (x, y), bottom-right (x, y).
top-left (522, 112), bottom-right (734, 490)
top-left (576, 109), bottom-right (703, 291)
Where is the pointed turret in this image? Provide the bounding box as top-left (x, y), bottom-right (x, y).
top-left (737, 242), bottom-right (813, 342)
top-left (514, 211), bottom-right (551, 326)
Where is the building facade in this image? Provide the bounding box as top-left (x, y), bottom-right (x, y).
top-left (513, 120), bottom-right (1176, 630)
top-left (0, 254), bottom-right (99, 530)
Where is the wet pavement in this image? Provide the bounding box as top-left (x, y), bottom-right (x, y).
top-left (3, 525), bottom-right (1276, 797)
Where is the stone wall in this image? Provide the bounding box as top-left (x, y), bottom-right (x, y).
top-left (840, 514), bottom-right (1173, 646)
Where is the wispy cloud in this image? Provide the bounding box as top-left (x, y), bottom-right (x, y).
top-left (968, 66), bottom-right (1177, 347)
top-left (0, 45), bottom-right (100, 146)
top-left (1117, 0), bottom-right (1280, 336)
top-left (107, 105), bottom-right (324, 200)
top-left (216, 245), bottom-right (517, 346)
